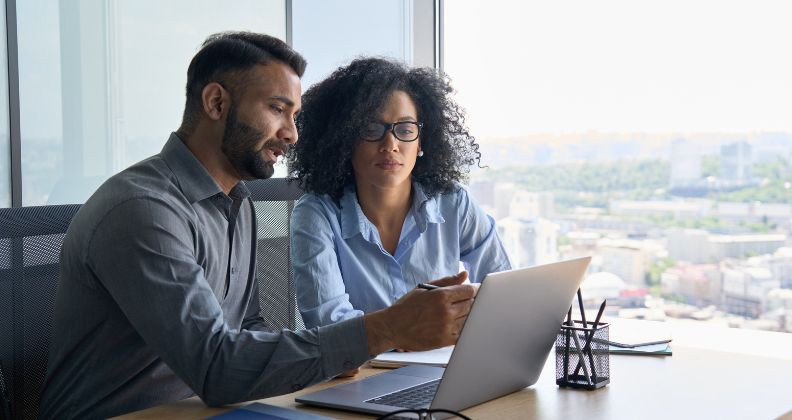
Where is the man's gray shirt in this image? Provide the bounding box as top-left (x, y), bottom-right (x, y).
top-left (38, 133), bottom-right (370, 419)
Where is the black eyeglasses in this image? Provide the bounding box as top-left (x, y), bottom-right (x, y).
top-left (377, 408), bottom-right (471, 420)
top-left (360, 121), bottom-right (424, 142)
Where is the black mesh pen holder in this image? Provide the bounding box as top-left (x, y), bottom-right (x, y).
top-left (555, 321), bottom-right (610, 390)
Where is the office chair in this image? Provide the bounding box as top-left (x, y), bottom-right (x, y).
top-left (0, 179), bottom-right (301, 419)
top-left (0, 204), bottom-right (81, 420)
top-left (246, 178), bottom-right (305, 330)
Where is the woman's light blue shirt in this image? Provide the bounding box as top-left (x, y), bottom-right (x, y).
top-left (291, 182), bottom-right (512, 328)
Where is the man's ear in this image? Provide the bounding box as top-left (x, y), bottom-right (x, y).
top-left (201, 82), bottom-right (228, 121)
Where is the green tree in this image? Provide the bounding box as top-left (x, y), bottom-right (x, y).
top-left (646, 257), bottom-right (675, 287)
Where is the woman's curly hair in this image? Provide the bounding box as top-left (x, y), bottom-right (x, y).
top-left (287, 57), bottom-right (481, 203)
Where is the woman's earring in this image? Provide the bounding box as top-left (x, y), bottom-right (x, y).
top-left (417, 150), bottom-right (424, 157)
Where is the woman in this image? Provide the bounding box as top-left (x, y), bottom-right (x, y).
top-left (288, 57), bottom-right (511, 330)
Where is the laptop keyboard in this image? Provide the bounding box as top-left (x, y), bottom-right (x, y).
top-left (365, 379), bottom-right (441, 408)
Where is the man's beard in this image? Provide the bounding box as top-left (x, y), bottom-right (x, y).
top-left (221, 104), bottom-right (277, 180)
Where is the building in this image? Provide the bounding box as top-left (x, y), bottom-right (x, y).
top-left (660, 264), bottom-right (721, 306)
top-left (493, 183), bottom-right (518, 220)
top-left (763, 288), bottom-right (792, 332)
top-left (597, 241), bottom-right (648, 287)
top-left (667, 229), bottom-right (787, 263)
top-left (769, 248), bottom-right (792, 289)
top-left (669, 139), bottom-right (702, 190)
top-left (667, 229), bottom-right (710, 263)
top-left (609, 199), bottom-right (711, 220)
top-left (560, 214), bottom-right (653, 237)
top-left (497, 217), bottom-right (559, 268)
top-left (709, 234), bottom-right (787, 261)
top-left (720, 141), bottom-right (754, 187)
top-left (716, 201), bottom-right (792, 224)
top-left (468, 179), bottom-right (495, 209)
top-left (721, 266), bottom-right (779, 318)
top-left (509, 191), bottom-right (555, 219)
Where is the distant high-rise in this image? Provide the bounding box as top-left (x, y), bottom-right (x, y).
top-left (720, 141), bottom-right (753, 185)
top-left (509, 191), bottom-right (555, 219)
top-left (468, 179), bottom-right (495, 209)
top-left (497, 217), bottom-right (559, 268)
top-left (493, 183), bottom-right (517, 220)
top-left (669, 139), bottom-right (701, 189)
top-left (598, 244), bottom-right (647, 287)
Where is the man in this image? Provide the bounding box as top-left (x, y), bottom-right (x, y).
top-left (38, 32), bottom-right (476, 419)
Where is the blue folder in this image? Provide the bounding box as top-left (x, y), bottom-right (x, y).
top-left (209, 402), bottom-right (333, 420)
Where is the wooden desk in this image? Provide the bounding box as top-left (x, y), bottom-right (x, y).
top-left (118, 320), bottom-right (792, 420)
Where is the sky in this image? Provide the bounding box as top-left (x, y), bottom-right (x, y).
top-left (443, 0), bottom-right (792, 137)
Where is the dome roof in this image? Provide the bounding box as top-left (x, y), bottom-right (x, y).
top-left (582, 271), bottom-right (626, 290)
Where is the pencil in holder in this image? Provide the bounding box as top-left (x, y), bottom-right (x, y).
top-left (555, 321), bottom-right (610, 390)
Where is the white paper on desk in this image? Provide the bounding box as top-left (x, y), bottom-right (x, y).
top-left (370, 346), bottom-right (454, 368)
top-left (608, 342), bottom-right (672, 356)
top-left (606, 318), bottom-right (672, 347)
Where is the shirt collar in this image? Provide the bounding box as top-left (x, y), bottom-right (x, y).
top-left (339, 186), bottom-right (368, 240)
top-left (339, 181), bottom-right (445, 240)
top-left (160, 132), bottom-right (250, 203)
top-left (410, 182), bottom-right (445, 231)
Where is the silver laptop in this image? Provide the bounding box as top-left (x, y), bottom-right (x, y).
top-left (296, 257), bottom-right (591, 417)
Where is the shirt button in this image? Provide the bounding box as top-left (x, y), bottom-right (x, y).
top-left (291, 384), bottom-right (304, 391)
top-left (343, 361), bottom-right (354, 369)
top-left (231, 267), bottom-right (236, 274)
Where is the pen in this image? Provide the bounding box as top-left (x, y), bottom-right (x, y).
top-left (563, 305), bottom-right (572, 383)
top-left (575, 288), bottom-right (591, 371)
top-left (574, 299), bottom-right (607, 380)
top-left (576, 288), bottom-right (588, 332)
top-left (570, 324), bottom-right (593, 385)
top-left (591, 299), bottom-right (607, 333)
top-left (574, 288), bottom-right (593, 385)
top-left (417, 283), bottom-right (439, 290)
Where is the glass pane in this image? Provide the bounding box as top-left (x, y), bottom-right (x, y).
top-left (17, 0), bottom-right (286, 205)
top-left (0, 1), bottom-right (10, 208)
top-left (292, 0), bottom-right (415, 89)
top-left (445, 1), bottom-right (792, 332)
top-left (287, 0), bottom-right (415, 178)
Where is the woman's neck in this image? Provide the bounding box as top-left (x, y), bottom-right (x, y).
top-left (355, 179), bottom-right (413, 241)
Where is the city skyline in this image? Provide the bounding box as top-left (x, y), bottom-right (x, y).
top-left (470, 130), bottom-right (792, 168)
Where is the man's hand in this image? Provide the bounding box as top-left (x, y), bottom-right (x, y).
top-left (363, 271), bottom-right (476, 356)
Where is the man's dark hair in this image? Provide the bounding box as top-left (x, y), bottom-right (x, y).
top-left (179, 31), bottom-right (306, 135)
top-left (287, 57), bottom-right (481, 203)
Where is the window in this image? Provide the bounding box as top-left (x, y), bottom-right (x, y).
top-left (0, 1), bottom-right (10, 208)
top-left (10, 0), bottom-right (421, 200)
top-left (445, 0), bottom-right (792, 332)
top-left (16, 0), bottom-right (286, 205)
top-left (274, 0), bottom-right (418, 176)
top-left (291, 0), bottom-right (415, 89)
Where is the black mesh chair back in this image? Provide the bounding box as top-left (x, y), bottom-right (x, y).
top-left (0, 181), bottom-right (302, 418)
top-left (0, 204), bottom-right (81, 420)
top-left (246, 178), bottom-right (305, 330)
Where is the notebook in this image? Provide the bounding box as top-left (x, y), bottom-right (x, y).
top-left (369, 346), bottom-right (454, 368)
top-left (295, 257), bottom-right (591, 417)
top-left (606, 318), bottom-right (672, 347)
top-left (609, 342), bottom-right (672, 356)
